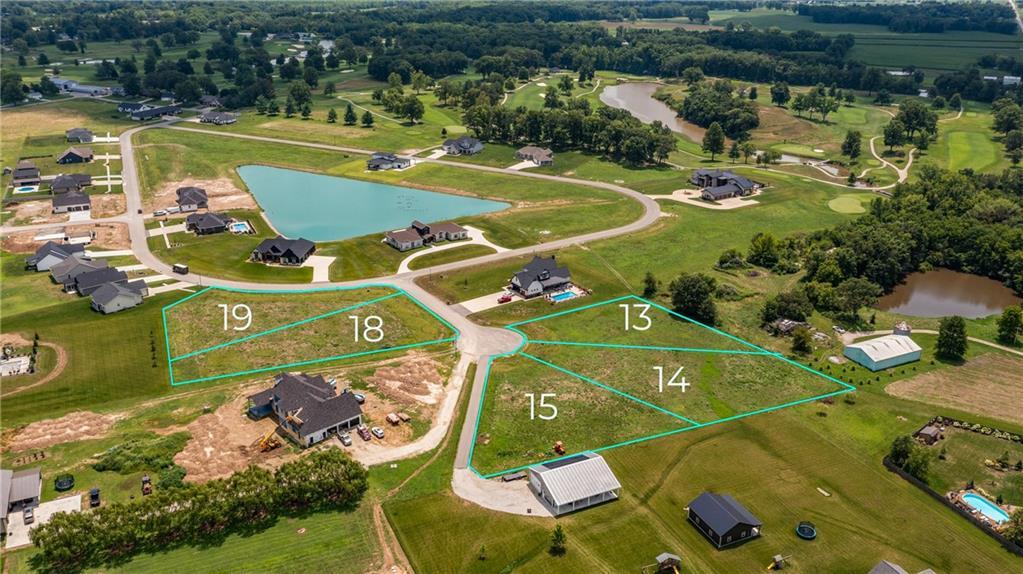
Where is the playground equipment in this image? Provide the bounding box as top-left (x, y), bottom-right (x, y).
top-left (553, 441), bottom-right (566, 455)
top-left (795, 521), bottom-right (818, 540)
top-left (255, 428), bottom-right (281, 452)
top-left (641, 552), bottom-right (682, 573)
top-left (54, 474), bottom-right (75, 492)
top-left (766, 555), bottom-right (791, 570)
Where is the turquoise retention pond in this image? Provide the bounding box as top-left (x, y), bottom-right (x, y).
top-left (237, 165), bottom-right (510, 242)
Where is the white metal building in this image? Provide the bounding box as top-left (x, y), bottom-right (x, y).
top-left (843, 334), bottom-right (922, 371)
top-left (527, 452), bottom-right (621, 515)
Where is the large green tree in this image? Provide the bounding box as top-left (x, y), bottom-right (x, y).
top-left (669, 272), bottom-right (718, 325)
top-left (997, 305), bottom-right (1022, 345)
top-left (702, 121), bottom-right (725, 160)
top-left (936, 316), bottom-right (968, 361)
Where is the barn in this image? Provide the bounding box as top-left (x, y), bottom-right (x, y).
top-left (687, 492), bottom-right (762, 548)
top-left (527, 452), bottom-right (621, 515)
top-left (843, 334), bottom-right (922, 371)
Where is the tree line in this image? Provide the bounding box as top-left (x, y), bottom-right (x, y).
top-left (29, 450), bottom-right (368, 573)
top-left (797, 3), bottom-right (1018, 35)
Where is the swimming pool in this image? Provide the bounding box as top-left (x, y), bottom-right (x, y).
top-left (14, 185), bottom-right (37, 194)
top-left (238, 165), bottom-right (510, 242)
top-left (229, 222), bottom-right (252, 233)
top-left (551, 292), bottom-right (576, 302)
top-left (962, 492), bottom-right (1010, 524)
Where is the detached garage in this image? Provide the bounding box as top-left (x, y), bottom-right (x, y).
top-left (528, 452), bottom-right (621, 515)
top-left (843, 334), bottom-right (922, 371)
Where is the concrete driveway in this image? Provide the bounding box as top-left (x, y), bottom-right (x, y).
top-left (5, 495), bottom-right (81, 550)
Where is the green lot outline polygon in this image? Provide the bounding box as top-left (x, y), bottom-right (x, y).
top-left (468, 294), bottom-right (855, 479)
top-left (161, 284), bottom-right (460, 387)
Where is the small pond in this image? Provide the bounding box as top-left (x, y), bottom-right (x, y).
top-left (876, 268), bottom-right (1021, 319)
top-left (599, 82), bottom-right (706, 142)
top-left (238, 165), bottom-right (510, 242)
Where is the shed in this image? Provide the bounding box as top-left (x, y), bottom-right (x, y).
top-left (527, 452), bottom-right (621, 515)
top-left (687, 492), bottom-right (762, 548)
top-left (843, 334), bottom-right (922, 371)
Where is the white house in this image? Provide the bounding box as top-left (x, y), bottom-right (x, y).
top-left (528, 452), bottom-right (621, 516)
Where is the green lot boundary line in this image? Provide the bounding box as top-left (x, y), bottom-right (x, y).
top-left (520, 352), bottom-right (701, 426)
top-left (525, 340), bottom-right (773, 355)
top-left (505, 294), bottom-right (635, 328)
top-left (636, 295), bottom-right (772, 354)
top-left (171, 337), bottom-right (456, 386)
top-left (465, 355), bottom-right (497, 470)
top-left (170, 292), bottom-right (403, 362)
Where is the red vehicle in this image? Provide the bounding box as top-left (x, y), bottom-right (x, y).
top-left (498, 293), bottom-right (513, 304)
top-left (357, 425), bottom-right (372, 441)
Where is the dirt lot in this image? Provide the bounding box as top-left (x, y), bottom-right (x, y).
top-left (4, 411), bottom-right (122, 452)
top-left (365, 353), bottom-right (446, 407)
top-left (1, 222), bottom-right (130, 253)
top-left (150, 177), bottom-right (257, 212)
top-left (173, 392), bottom-right (290, 483)
top-left (886, 354), bottom-right (1023, 425)
top-left (90, 194), bottom-right (126, 218)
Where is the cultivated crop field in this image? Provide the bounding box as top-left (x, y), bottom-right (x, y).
top-left (163, 286), bottom-right (457, 385)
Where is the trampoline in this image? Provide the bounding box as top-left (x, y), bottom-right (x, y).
top-left (795, 521), bottom-right (817, 540)
top-left (54, 474), bottom-right (75, 492)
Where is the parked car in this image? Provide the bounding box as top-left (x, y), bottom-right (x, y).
top-left (339, 433), bottom-right (353, 447)
top-left (498, 293), bottom-right (512, 304)
top-left (353, 392), bottom-right (366, 404)
top-left (172, 263), bottom-right (189, 274)
top-left (167, 206), bottom-right (181, 214)
top-left (89, 488), bottom-right (101, 507)
top-left (153, 210), bottom-right (167, 217)
top-left (371, 426), bottom-right (385, 439)
top-left (23, 507), bottom-right (34, 524)
top-left (357, 425), bottom-right (372, 441)
top-left (832, 325), bottom-right (846, 334)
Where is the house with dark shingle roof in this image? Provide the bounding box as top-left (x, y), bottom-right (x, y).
top-left (52, 191), bottom-right (91, 214)
top-left (252, 236), bottom-right (316, 265)
top-left (130, 105), bottom-right (181, 121)
top-left (199, 111), bottom-right (237, 125)
top-left (442, 135), bottom-right (484, 156)
top-left (65, 128), bottom-right (94, 143)
top-left (248, 373), bottom-right (363, 447)
top-left (186, 212), bottom-right (230, 235)
top-left (118, 102), bottom-right (152, 114)
top-left (367, 152), bottom-right (412, 171)
top-left (57, 146), bottom-right (94, 164)
top-left (687, 492), bottom-right (762, 548)
top-left (175, 186), bottom-right (209, 212)
top-left (384, 220), bottom-right (468, 251)
top-left (50, 173), bottom-right (92, 194)
top-left (73, 267), bottom-right (128, 296)
top-left (12, 160), bottom-right (41, 185)
top-left (90, 281), bottom-right (148, 314)
top-left (26, 241), bottom-right (85, 271)
top-left (510, 256), bottom-right (571, 298)
top-left (691, 169), bottom-right (759, 201)
top-left (50, 256), bottom-right (108, 291)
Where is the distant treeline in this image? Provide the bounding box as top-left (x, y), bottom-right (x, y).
top-left (797, 3), bottom-right (1018, 35)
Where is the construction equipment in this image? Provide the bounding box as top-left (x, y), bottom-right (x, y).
top-left (553, 441), bottom-right (566, 455)
top-left (256, 428), bottom-right (281, 452)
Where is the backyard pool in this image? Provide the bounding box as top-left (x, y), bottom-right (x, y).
top-left (14, 185), bottom-right (38, 194)
top-left (551, 291), bottom-right (577, 302)
top-left (237, 165), bottom-right (510, 242)
top-left (962, 492), bottom-right (1010, 524)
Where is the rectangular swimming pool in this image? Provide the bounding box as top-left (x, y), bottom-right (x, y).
top-left (551, 292), bottom-right (576, 302)
top-left (238, 165), bottom-right (510, 242)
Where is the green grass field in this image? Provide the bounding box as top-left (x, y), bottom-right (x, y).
top-left (926, 428), bottom-right (1023, 506)
top-left (407, 244), bottom-right (497, 270)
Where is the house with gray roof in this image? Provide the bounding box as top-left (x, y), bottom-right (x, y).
top-left (199, 111), bottom-right (237, 125)
top-left (50, 173), bottom-right (92, 194)
top-left (510, 255), bottom-right (571, 298)
top-left (527, 452), bottom-right (621, 515)
top-left (91, 281), bottom-right (148, 314)
top-left (200, 95), bottom-right (223, 108)
top-left (130, 105), bottom-right (181, 121)
top-left (52, 191), bottom-right (91, 213)
top-left (175, 186), bottom-right (208, 212)
top-left (118, 102), bottom-right (152, 114)
top-left (65, 128), bottom-right (94, 143)
top-left (186, 212), bottom-right (231, 235)
top-left (252, 236), bottom-right (316, 265)
top-left (868, 560), bottom-right (936, 574)
top-left (248, 372), bottom-right (363, 447)
top-left (57, 146), bottom-right (93, 164)
top-left (385, 220), bottom-right (467, 251)
top-left (687, 492), bottom-right (762, 548)
top-left (73, 267), bottom-right (128, 296)
top-left (26, 242), bottom-right (86, 271)
top-left (1, 468), bottom-right (41, 531)
top-left (691, 169), bottom-right (759, 201)
top-left (12, 160), bottom-right (41, 185)
top-left (50, 256), bottom-right (108, 291)
top-left (367, 152), bottom-right (412, 171)
top-left (442, 136), bottom-right (484, 156)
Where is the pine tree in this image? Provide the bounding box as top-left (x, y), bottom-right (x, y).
top-left (361, 110), bottom-right (374, 127)
top-left (344, 103), bottom-right (357, 125)
top-left (267, 99), bottom-right (280, 116)
top-left (549, 524), bottom-right (567, 556)
top-left (728, 141), bottom-right (740, 163)
top-left (284, 97), bottom-right (295, 118)
top-left (702, 122), bottom-right (725, 160)
top-left (300, 102), bottom-right (312, 119)
top-left (326, 107), bottom-right (338, 123)
top-left (642, 272), bottom-right (658, 298)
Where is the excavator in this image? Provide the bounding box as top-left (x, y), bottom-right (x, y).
top-left (255, 428), bottom-right (281, 452)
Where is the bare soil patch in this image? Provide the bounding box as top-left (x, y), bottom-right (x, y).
top-left (4, 412), bottom-right (122, 452)
top-left (365, 353), bottom-right (446, 406)
top-left (173, 392), bottom-right (291, 483)
top-left (90, 194), bottom-right (126, 218)
top-left (886, 354), bottom-right (1023, 425)
top-left (5, 199), bottom-right (64, 225)
top-left (150, 177), bottom-right (256, 212)
top-left (1, 222), bottom-right (130, 253)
